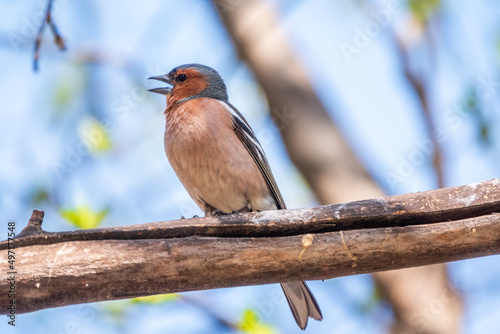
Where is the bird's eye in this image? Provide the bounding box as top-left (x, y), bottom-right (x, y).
top-left (177, 74), bottom-right (187, 82)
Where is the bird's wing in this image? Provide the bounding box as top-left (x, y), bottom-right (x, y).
top-left (219, 100), bottom-right (286, 210)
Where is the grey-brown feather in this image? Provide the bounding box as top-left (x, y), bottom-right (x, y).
top-left (227, 102), bottom-right (286, 210)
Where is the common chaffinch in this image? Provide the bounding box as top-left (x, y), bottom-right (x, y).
top-left (148, 63), bottom-right (322, 329)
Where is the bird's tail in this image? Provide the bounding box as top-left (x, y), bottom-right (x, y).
top-left (280, 281), bottom-right (323, 330)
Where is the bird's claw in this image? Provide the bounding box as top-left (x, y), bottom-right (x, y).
top-left (212, 210), bottom-right (229, 216)
top-left (181, 215), bottom-right (199, 219)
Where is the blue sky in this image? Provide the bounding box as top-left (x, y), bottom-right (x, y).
top-left (1, 0), bottom-right (499, 333)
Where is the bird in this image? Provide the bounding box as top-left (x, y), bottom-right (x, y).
top-left (148, 63), bottom-right (322, 329)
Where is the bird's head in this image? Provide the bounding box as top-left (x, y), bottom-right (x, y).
top-left (148, 64), bottom-right (228, 103)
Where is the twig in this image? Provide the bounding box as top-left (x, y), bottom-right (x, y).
top-left (16, 210), bottom-right (46, 238)
top-left (33, 0), bottom-right (66, 72)
top-left (387, 12), bottom-right (445, 188)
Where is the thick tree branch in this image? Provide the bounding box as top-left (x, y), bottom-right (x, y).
top-left (1, 179), bottom-right (499, 315)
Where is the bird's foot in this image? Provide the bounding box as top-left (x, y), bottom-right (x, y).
top-left (211, 210), bottom-right (230, 216)
top-left (211, 206), bottom-right (250, 216)
top-left (181, 215), bottom-right (199, 219)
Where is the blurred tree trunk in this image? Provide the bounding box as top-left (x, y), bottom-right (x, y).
top-left (213, 1), bottom-right (462, 333)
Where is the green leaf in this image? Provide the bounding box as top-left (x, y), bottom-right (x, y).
top-left (463, 93), bottom-right (479, 114)
top-left (479, 122), bottom-right (491, 145)
top-left (101, 294), bottom-right (179, 321)
top-left (30, 187), bottom-right (50, 205)
top-left (51, 65), bottom-right (84, 116)
top-left (103, 301), bottom-right (128, 318)
top-left (60, 205), bottom-right (108, 229)
top-left (408, 0), bottom-right (440, 23)
top-left (78, 117), bottom-right (112, 153)
top-left (237, 309), bottom-right (276, 334)
top-left (54, 84), bottom-right (74, 107)
top-left (359, 286), bottom-right (383, 314)
top-left (130, 294), bottom-right (179, 305)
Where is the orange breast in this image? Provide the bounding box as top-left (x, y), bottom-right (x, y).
top-left (163, 98), bottom-right (274, 212)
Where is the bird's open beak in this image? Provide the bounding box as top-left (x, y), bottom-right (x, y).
top-left (148, 74), bottom-right (173, 95)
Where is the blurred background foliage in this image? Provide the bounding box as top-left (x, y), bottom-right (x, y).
top-left (1, 0), bottom-right (500, 333)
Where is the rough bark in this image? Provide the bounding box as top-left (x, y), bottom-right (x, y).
top-left (1, 179), bottom-right (499, 315)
